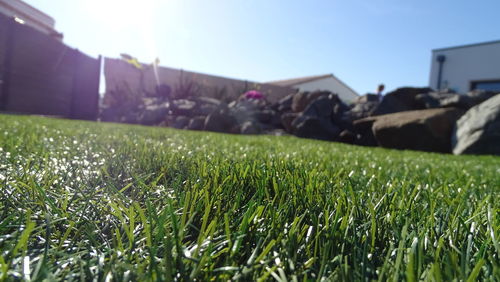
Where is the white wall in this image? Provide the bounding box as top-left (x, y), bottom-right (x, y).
top-left (295, 77), bottom-right (359, 102)
top-left (429, 42), bottom-right (500, 93)
top-left (0, 0), bottom-right (56, 35)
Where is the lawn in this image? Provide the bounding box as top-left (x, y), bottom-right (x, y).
top-left (0, 114), bottom-right (499, 281)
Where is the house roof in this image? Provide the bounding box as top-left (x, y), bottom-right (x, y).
top-left (266, 74), bottom-right (333, 87)
top-left (267, 73), bottom-right (359, 97)
top-left (432, 39), bottom-right (500, 52)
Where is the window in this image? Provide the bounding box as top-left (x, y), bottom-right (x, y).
top-left (470, 80), bottom-right (500, 92)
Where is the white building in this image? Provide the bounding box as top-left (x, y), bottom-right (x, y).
top-left (429, 40), bottom-right (500, 93)
top-left (267, 74), bottom-right (359, 102)
top-left (0, 0), bottom-right (62, 39)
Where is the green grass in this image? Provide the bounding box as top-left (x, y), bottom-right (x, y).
top-left (0, 114), bottom-right (499, 281)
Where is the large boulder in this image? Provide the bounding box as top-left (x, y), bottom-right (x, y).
top-left (196, 103), bottom-right (218, 116)
top-left (292, 115), bottom-right (340, 141)
top-left (204, 108), bottom-right (239, 134)
top-left (352, 117), bottom-right (378, 146)
top-left (291, 91), bottom-right (330, 112)
top-left (290, 95), bottom-right (341, 141)
top-left (186, 116), bottom-right (206, 131)
top-left (281, 113), bottom-right (299, 133)
top-left (333, 102), bottom-right (353, 130)
top-left (452, 94), bottom-right (500, 155)
top-left (273, 93), bottom-right (295, 113)
top-left (171, 99), bottom-right (197, 116)
top-left (256, 109), bottom-right (282, 129)
top-left (371, 108), bottom-right (464, 153)
top-left (193, 97), bottom-right (223, 116)
top-left (172, 116), bottom-right (190, 129)
top-left (415, 91), bottom-right (461, 109)
top-left (347, 94), bottom-right (381, 120)
top-left (415, 90), bottom-right (497, 112)
top-left (438, 94), bottom-right (475, 109)
top-left (240, 121), bottom-right (261, 134)
top-left (193, 96), bottom-right (223, 106)
top-left (356, 94), bottom-right (380, 103)
top-left (348, 101), bottom-right (379, 120)
top-left (230, 99), bottom-right (261, 123)
top-left (466, 90), bottom-right (498, 106)
top-left (139, 102), bottom-right (170, 125)
top-left (372, 87), bottom-right (432, 116)
top-left (338, 130), bottom-right (356, 144)
top-left (301, 95), bottom-right (336, 118)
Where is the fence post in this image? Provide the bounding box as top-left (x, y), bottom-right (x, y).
top-left (0, 18), bottom-right (15, 111)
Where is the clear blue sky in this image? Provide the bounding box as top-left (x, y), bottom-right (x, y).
top-left (24, 0), bottom-right (500, 94)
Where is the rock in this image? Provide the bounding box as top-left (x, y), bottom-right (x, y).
top-left (193, 96), bottom-right (223, 106)
top-left (172, 116), bottom-right (190, 129)
top-left (348, 101), bottom-right (379, 120)
top-left (452, 94), bottom-right (500, 155)
top-left (338, 130), bottom-right (356, 144)
top-left (198, 103), bottom-right (218, 116)
top-left (347, 94), bottom-right (381, 120)
top-left (268, 110), bottom-right (285, 129)
top-left (466, 89), bottom-right (498, 104)
top-left (439, 94), bottom-right (475, 109)
top-left (302, 96), bottom-right (335, 118)
top-left (291, 115), bottom-right (340, 141)
top-left (332, 102), bottom-right (352, 130)
top-left (415, 91), bottom-right (498, 111)
top-left (372, 87), bottom-right (432, 116)
top-left (291, 90), bottom-right (330, 112)
top-left (139, 103), bottom-right (170, 125)
top-left (355, 94), bottom-right (380, 104)
top-left (187, 116), bottom-right (206, 131)
top-left (256, 109), bottom-right (280, 125)
top-left (256, 109), bottom-right (273, 123)
top-left (240, 121), bottom-right (261, 134)
top-left (274, 93), bottom-right (295, 113)
top-left (229, 100), bottom-right (261, 127)
top-left (232, 99), bottom-right (262, 111)
top-left (352, 117), bottom-right (378, 146)
top-left (286, 94), bottom-right (343, 141)
top-left (226, 100), bottom-right (283, 133)
top-left (371, 108), bottom-right (464, 153)
top-left (161, 115), bottom-right (177, 127)
top-left (281, 113), bottom-right (299, 133)
top-left (204, 109), bottom-right (239, 133)
top-left (171, 99), bottom-right (197, 116)
top-left (415, 92), bottom-right (453, 109)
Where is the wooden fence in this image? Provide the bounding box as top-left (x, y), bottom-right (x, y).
top-left (0, 13), bottom-right (100, 120)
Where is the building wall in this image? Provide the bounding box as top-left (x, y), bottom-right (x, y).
top-left (294, 77), bottom-right (359, 102)
top-left (429, 42), bottom-right (500, 93)
top-left (0, 0), bottom-right (58, 37)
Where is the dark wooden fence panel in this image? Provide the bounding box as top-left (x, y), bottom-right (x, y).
top-left (0, 14), bottom-right (12, 108)
top-left (0, 13), bottom-right (100, 120)
top-left (71, 52), bottom-right (101, 120)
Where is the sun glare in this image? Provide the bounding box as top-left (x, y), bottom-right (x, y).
top-left (84, 0), bottom-right (156, 31)
top-left (82, 0), bottom-right (160, 59)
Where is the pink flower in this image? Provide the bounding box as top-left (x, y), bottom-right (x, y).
top-left (244, 90), bottom-right (264, 100)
